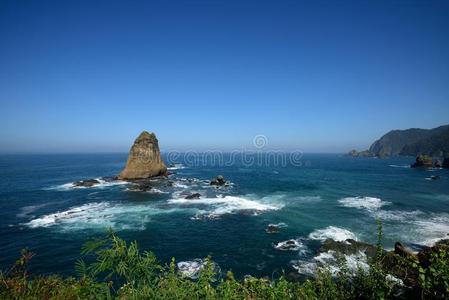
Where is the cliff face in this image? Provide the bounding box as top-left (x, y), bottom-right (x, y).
top-left (350, 125), bottom-right (449, 157)
top-left (118, 131), bottom-right (167, 180)
top-left (368, 128), bottom-right (431, 157)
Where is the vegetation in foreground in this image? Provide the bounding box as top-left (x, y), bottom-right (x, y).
top-left (1, 223), bottom-right (449, 299)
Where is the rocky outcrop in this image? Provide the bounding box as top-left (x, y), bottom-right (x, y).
top-left (411, 155), bottom-right (433, 168)
top-left (394, 242), bottom-right (416, 260)
top-left (275, 239), bottom-right (301, 250)
top-left (118, 131), bottom-right (167, 180)
top-left (266, 225), bottom-right (281, 234)
top-left (210, 175), bottom-right (227, 186)
top-left (319, 238), bottom-right (380, 259)
top-left (126, 177), bottom-right (173, 192)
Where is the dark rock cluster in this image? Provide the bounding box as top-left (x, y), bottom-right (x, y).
top-left (73, 179), bottom-right (101, 187)
top-left (411, 154), bottom-right (433, 168)
top-left (210, 175), bottom-right (227, 186)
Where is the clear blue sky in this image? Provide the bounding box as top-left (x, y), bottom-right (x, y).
top-left (1, 0), bottom-right (448, 153)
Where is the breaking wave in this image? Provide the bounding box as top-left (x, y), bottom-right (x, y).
top-left (338, 196), bottom-right (390, 211)
top-left (25, 202), bottom-right (112, 228)
top-left (268, 222), bottom-right (288, 228)
top-left (24, 202), bottom-right (178, 231)
top-left (412, 215), bottom-right (449, 246)
top-left (292, 250), bottom-right (369, 277)
top-left (46, 178), bottom-right (128, 191)
top-left (308, 226), bottom-right (357, 242)
top-left (168, 195), bottom-right (283, 219)
top-left (167, 163), bottom-right (186, 170)
top-left (389, 164), bottom-right (410, 169)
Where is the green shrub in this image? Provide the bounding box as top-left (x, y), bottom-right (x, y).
top-left (1, 224), bottom-right (448, 299)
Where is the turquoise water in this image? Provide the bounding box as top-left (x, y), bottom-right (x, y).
top-left (1, 153), bottom-right (448, 278)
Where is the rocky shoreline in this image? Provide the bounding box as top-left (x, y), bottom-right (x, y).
top-left (286, 235), bottom-right (449, 294)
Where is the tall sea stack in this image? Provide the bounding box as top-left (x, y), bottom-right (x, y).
top-left (118, 131), bottom-right (167, 180)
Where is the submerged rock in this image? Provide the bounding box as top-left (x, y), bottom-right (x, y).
top-left (265, 223), bottom-right (287, 234)
top-left (118, 131), bottom-right (167, 180)
top-left (127, 177), bottom-right (173, 192)
top-left (73, 179), bottom-right (101, 187)
top-left (266, 224), bottom-right (280, 234)
top-left (411, 155), bottom-right (433, 168)
top-left (430, 175), bottom-right (440, 180)
top-left (127, 182), bottom-right (153, 192)
top-left (274, 239), bottom-right (303, 251)
top-left (210, 175), bottom-right (226, 186)
top-left (185, 193), bottom-right (201, 200)
top-left (443, 157), bottom-right (449, 169)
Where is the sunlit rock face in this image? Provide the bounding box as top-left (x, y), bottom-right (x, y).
top-left (118, 131), bottom-right (167, 180)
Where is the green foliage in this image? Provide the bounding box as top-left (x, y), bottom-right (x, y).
top-left (1, 225), bottom-right (448, 299)
top-left (414, 240), bottom-right (449, 299)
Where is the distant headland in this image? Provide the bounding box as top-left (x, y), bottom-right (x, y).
top-left (348, 124), bottom-right (449, 158)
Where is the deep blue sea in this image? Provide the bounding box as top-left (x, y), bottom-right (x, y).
top-left (1, 153), bottom-right (449, 279)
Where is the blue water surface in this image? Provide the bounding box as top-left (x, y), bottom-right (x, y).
top-left (0, 153), bottom-right (448, 278)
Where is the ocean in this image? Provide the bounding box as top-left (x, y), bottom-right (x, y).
top-left (1, 153), bottom-right (448, 279)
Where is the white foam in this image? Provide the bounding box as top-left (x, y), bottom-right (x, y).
top-left (92, 178), bottom-right (128, 188)
top-left (308, 226), bottom-right (357, 242)
top-left (47, 178), bottom-right (128, 191)
top-left (167, 163), bottom-right (186, 170)
top-left (45, 183), bottom-right (74, 191)
top-left (274, 239), bottom-right (307, 253)
top-left (292, 250), bottom-right (369, 277)
top-left (17, 203), bottom-right (52, 218)
top-left (389, 164), bottom-right (410, 169)
top-left (25, 202), bottom-right (111, 228)
top-left (24, 202), bottom-right (178, 231)
top-left (168, 195), bottom-right (282, 218)
top-left (177, 259), bottom-right (219, 279)
top-left (339, 195), bottom-right (432, 226)
top-left (173, 182), bottom-right (189, 189)
top-left (338, 196), bottom-right (390, 211)
top-left (150, 188), bottom-right (169, 194)
top-left (177, 259), bottom-right (206, 279)
top-left (268, 222), bottom-right (288, 228)
top-left (374, 209), bottom-right (422, 221)
top-left (337, 195), bottom-right (449, 246)
top-left (414, 216), bottom-right (449, 246)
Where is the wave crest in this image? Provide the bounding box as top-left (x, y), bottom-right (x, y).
top-left (308, 226), bottom-right (357, 242)
top-left (338, 196), bottom-right (390, 211)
